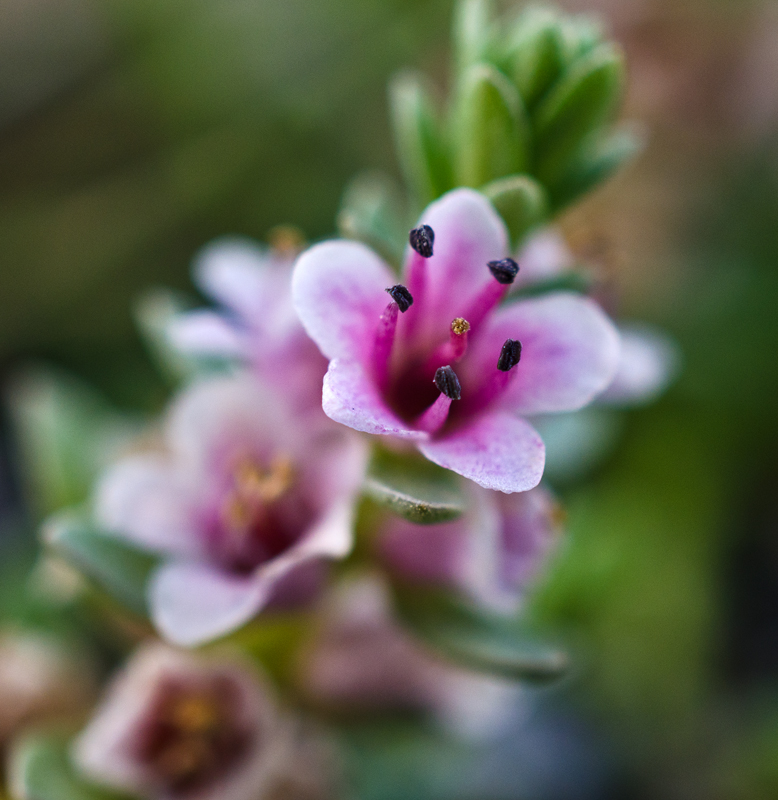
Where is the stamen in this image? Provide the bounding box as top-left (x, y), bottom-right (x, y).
top-left (451, 317), bottom-right (470, 336)
top-left (414, 392), bottom-right (452, 435)
top-left (488, 258), bottom-right (520, 285)
top-left (409, 225), bottom-right (435, 258)
top-left (373, 301), bottom-right (399, 389)
top-left (497, 339), bottom-right (522, 371)
top-left (386, 284), bottom-right (414, 313)
top-left (434, 365), bottom-right (462, 400)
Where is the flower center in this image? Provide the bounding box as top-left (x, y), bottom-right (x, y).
top-left (135, 677), bottom-right (253, 795)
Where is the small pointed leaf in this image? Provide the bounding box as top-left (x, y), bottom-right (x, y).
top-left (453, 0), bottom-right (495, 76)
top-left (393, 585), bottom-right (569, 683)
top-left (482, 174), bottom-right (548, 246)
top-left (43, 512), bottom-right (158, 617)
top-left (389, 72), bottom-right (452, 206)
top-left (559, 14), bottom-right (605, 63)
top-left (533, 43), bottom-right (626, 186)
top-left (454, 63), bottom-right (530, 187)
top-left (364, 449), bottom-right (465, 524)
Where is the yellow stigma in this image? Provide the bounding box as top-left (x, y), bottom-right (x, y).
top-left (451, 317), bottom-right (470, 336)
top-left (169, 694), bottom-right (219, 733)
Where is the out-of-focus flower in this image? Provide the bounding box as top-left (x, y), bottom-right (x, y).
top-left (166, 237), bottom-right (327, 413)
top-left (94, 373), bottom-right (367, 647)
top-left (379, 484), bottom-right (563, 613)
top-left (74, 643), bottom-right (334, 800)
top-left (293, 189), bottom-right (620, 493)
top-left (298, 576), bottom-right (520, 741)
top-left (0, 631), bottom-right (95, 746)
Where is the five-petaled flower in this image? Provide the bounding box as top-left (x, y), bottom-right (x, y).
top-left (292, 189), bottom-right (621, 493)
top-left (94, 373), bottom-right (367, 646)
top-left (73, 644), bottom-right (332, 800)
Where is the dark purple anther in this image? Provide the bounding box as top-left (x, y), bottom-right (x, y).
top-left (409, 225), bottom-right (435, 258)
top-left (386, 284), bottom-right (414, 313)
top-left (487, 258), bottom-right (519, 285)
top-left (497, 339), bottom-right (522, 371)
top-left (434, 365), bottom-right (461, 400)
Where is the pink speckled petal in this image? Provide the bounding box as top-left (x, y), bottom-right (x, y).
top-left (167, 310), bottom-right (247, 357)
top-left (418, 412), bottom-right (545, 493)
top-left (292, 240), bottom-right (395, 363)
top-left (322, 359), bottom-right (428, 439)
top-left (467, 293), bottom-right (621, 416)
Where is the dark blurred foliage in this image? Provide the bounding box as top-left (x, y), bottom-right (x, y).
top-left (3, 0), bottom-right (778, 798)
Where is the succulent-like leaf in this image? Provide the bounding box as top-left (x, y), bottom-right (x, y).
top-left (389, 72), bottom-right (452, 206)
top-left (8, 733), bottom-right (132, 800)
top-left (559, 14), bottom-right (605, 63)
top-left (482, 173), bottom-right (547, 246)
top-left (364, 448), bottom-right (465, 524)
top-left (452, 0), bottom-right (495, 76)
top-left (503, 7), bottom-right (565, 108)
top-left (43, 512), bottom-right (157, 617)
top-left (337, 172), bottom-right (409, 267)
top-left (549, 125), bottom-right (645, 211)
top-left (533, 43), bottom-right (625, 186)
top-left (454, 63), bottom-right (530, 188)
top-left (393, 585), bottom-right (569, 682)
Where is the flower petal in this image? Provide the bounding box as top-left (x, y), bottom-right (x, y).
top-left (166, 309), bottom-right (247, 357)
top-left (292, 240), bottom-right (395, 362)
top-left (598, 324), bottom-right (680, 406)
top-left (469, 293), bottom-right (621, 415)
top-left (322, 359), bottom-right (428, 439)
top-left (94, 455), bottom-right (201, 558)
top-left (149, 562), bottom-right (268, 646)
top-left (418, 412), bottom-right (545, 493)
top-left (403, 189), bottom-right (509, 336)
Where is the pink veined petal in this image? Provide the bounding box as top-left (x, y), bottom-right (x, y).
top-left (512, 227), bottom-right (574, 290)
top-left (149, 563), bottom-right (268, 647)
top-left (401, 189), bottom-right (509, 339)
top-left (292, 240), bottom-right (395, 363)
top-left (166, 310), bottom-right (247, 357)
top-left (418, 412), bottom-right (545, 493)
top-left (467, 293), bottom-right (621, 416)
top-left (322, 359), bottom-right (428, 439)
top-left (94, 455), bottom-right (201, 559)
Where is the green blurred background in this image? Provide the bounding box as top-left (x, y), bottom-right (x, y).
top-left (2, 0), bottom-right (778, 797)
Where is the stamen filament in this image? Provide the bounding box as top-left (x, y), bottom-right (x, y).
top-left (414, 392), bottom-right (452, 435)
top-left (373, 301), bottom-right (399, 390)
top-left (424, 318), bottom-right (471, 372)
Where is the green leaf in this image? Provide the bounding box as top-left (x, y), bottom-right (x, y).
top-left (503, 7), bottom-right (565, 108)
top-left (454, 63), bottom-right (530, 188)
top-left (533, 43), bottom-right (626, 186)
top-left (452, 0), bottom-right (495, 76)
top-left (392, 585), bottom-right (568, 682)
top-left (549, 125), bottom-right (645, 212)
top-left (6, 368), bottom-right (144, 518)
top-left (482, 174), bottom-right (547, 246)
top-left (337, 171), bottom-right (408, 266)
top-left (43, 513), bottom-right (158, 617)
top-left (364, 449), bottom-right (465, 524)
top-left (8, 733), bottom-right (133, 800)
top-left (559, 14), bottom-right (605, 63)
top-left (389, 72), bottom-right (452, 206)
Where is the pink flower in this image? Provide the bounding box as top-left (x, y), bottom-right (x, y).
top-left (94, 372), bottom-right (367, 646)
top-left (379, 484), bottom-right (562, 613)
top-left (292, 189), bottom-right (620, 493)
top-left (297, 576), bottom-right (519, 740)
top-left (167, 237), bottom-right (327, 412)
top-left (73, 644), bottom-right (332, 800)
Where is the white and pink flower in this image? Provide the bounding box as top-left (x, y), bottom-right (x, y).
top-left (292, 189), bottom-right (621, 493)
top-left (73, 644), bottom-right (330, 800)
top-left (94, 373), bottom-right (367, 647)
top-left (379, 484), bottom-right (563, 613)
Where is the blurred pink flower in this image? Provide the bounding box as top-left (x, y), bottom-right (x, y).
top-left (380, 484), bottom-right (563, 613)
top-left (167, 237), bottom-right (327, 412)
top-left (292, 189), bottom-right (620, 493)
top-left (95, 373), bottom-right (367, 646)
top-left (297, 576), bottom-right (520, 740)
top-left (74, 644), bottom-right (331, 800)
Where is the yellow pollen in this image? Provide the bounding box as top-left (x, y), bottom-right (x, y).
top-left (169, 694), bottom-right (219, 733)
top-left (222, 454), bottom-right (295, 532)
top-left (451, 317), bottom-right (470, 336)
